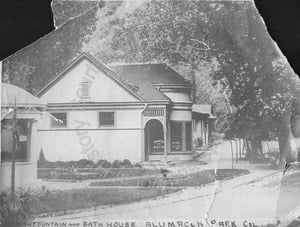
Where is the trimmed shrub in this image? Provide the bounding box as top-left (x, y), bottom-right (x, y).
top-left (120, 159), bottom-right (132, 168)
top-left (111, 160), bottom-right (122, 168)
top-left (38, 158), bottom-right (141, 169)
top-left (95, 159), bottom-right (111, 168)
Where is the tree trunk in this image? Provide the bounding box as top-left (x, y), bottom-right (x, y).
top-left (249, 137), bottom-right (263, 163)
top-left (191, 70), bottom-right (196, 104)
top-left (245, 139), bottom-right (251, 159)
top-left (278, 126), bottom-right (292, 164)
top-left (278, 113), bottom-right (296, 164)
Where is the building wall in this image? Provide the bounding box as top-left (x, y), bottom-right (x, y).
top-left (38, 58), bottom-right (145, 163)
top-left (37, 58), bottom-right (195, 162)
top-left (0, 163), bottom-right (37, 191)
top-left (39, 108), bottom-right (143, 162)
top-left (170, 110), bottom-right (192, 121)
top-left (193, 119), bottom-right (209, 146)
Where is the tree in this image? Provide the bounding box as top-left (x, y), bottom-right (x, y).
top-left (38, 149), bottom-right (46, 162)
top-left (83, 0), bottom-right (225, 105)
top-left (82, 0), bottom-right (300, 163)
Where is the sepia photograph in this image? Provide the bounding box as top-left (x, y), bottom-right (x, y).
top-left (1, 0), bottom-right (300, 226)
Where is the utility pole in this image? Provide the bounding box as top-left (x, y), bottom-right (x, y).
top-left (11, 98), bottom-right (17, 195)
top-left (8, 98), bottom-right (21, 212)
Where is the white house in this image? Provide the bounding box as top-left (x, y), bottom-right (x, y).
top-left (1, 83), bottom-right (46, 191)
top-left (37, 53), bottom-right (195, 163)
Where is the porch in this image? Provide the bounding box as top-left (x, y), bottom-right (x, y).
top-left (142, 106), bottom-right (193, 161)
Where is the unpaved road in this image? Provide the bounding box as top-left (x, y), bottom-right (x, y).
top-left (34, 169), bottom-right (300, 226)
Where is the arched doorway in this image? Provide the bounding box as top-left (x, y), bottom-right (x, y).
top-left (144, 119), bottom-right (164, 160)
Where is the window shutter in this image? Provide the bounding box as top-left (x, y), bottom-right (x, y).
top-left (81, 81), bottom-right (90, 99)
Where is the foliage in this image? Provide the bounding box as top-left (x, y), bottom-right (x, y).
top-left (38, 149), bottom-right (46, 163)
top-left (82, 0), bottom-right (300, 161)
top-left (37, 157), bottom-right (139, 169)
top-left (90, 169), bottom-right (249, 187)
top-left (37, 168), bottom-right (160, 180)
top-left (83, 0), bottom-right (228, 106)
top-left (1, 186), bottom-right (168, 217)
top-left (0, 190), bottom-right (35, 227)
top-left (4, 0), bottom-right (299, 162)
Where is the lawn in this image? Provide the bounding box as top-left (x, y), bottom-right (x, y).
top-left (7, 169), bottom-right (248, 217)
top-left (280, 171), bottom-right (300, 188)
top-left (30, 187), bottom-right (177, 216)
top-left (90, 169), bottom-right (249, 187)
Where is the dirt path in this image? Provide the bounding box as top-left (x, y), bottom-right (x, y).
top-left (34, 168), bottom-right (300, 226)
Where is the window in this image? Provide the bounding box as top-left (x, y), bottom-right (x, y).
top-left (1, 119), bottom-right (30, 162)
top-left (186, 122), bottom-right (192, 151)
top-left (80, 81), bottom-right (90, 99)
top-left (51, 112), bottom-right (67, 128)
top-left (99, 112), bottom-right (115, 127)
top-left (170, 121), bottom-right (192, 152)
top-left (170, 122), bottom-right (182, 151)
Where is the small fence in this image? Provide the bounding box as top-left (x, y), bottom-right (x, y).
top-left (228, 139), bottom-right (279, 165)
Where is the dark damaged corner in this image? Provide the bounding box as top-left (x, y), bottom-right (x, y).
top-left (1, 3), bottom-right (100, 95)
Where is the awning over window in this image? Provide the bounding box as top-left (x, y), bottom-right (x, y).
top-left (192, 104), bottom-right (216, 120)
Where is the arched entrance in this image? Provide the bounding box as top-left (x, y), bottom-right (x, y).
top-left (144, 119), bottom-right (164, 160)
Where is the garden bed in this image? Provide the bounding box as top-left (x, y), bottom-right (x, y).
top-left (37, 168), bottom-right (161, 180)
top-left (90, 169), bottom-right (250, 187)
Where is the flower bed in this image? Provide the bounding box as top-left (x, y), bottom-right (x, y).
top-left (90, 169), bottom-right (250, 187)
top-left (37, 168), bottom-right (161, 180)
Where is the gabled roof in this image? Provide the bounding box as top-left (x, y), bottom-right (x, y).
top-left (36, 53), bottom-right (144, 101)
top-left (111, 63), bottom-right (190, 101)
top-left (36, 53), bottom-right (190, 102)
top-left (1, 2), bottom-right (190, 102)
top-left (111, 63), bottom-right (190, 85)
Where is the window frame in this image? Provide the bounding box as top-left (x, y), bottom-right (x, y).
top-left (98, 111), bottom-right (116, 128)
top-left (170, 121), bottom-right (183, 152)
top-left (1, 119), bottom-right (31, 162)
top-left (170, 121), bottom-right (193, 153)
top-left (185, 121), bottom-right (192, 152)
top-left (50, 112), bottom-right (68, 128)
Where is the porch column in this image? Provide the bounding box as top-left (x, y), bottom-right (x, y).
top-left (182, 122), bottom-right (186, 152)
top-left (164, 108), bottom-right (167, 162)
top-left (141, 127), bottom-right (145, 161)
top-left (164, 127), bottom-right (167, 162)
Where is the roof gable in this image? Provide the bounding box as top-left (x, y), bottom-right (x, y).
top-left (1, 3), bottom-right (188, 103)
top-left (37, 53), bottom-right (144, 102)
top-left (37, 53), bottom-right (187, 102)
